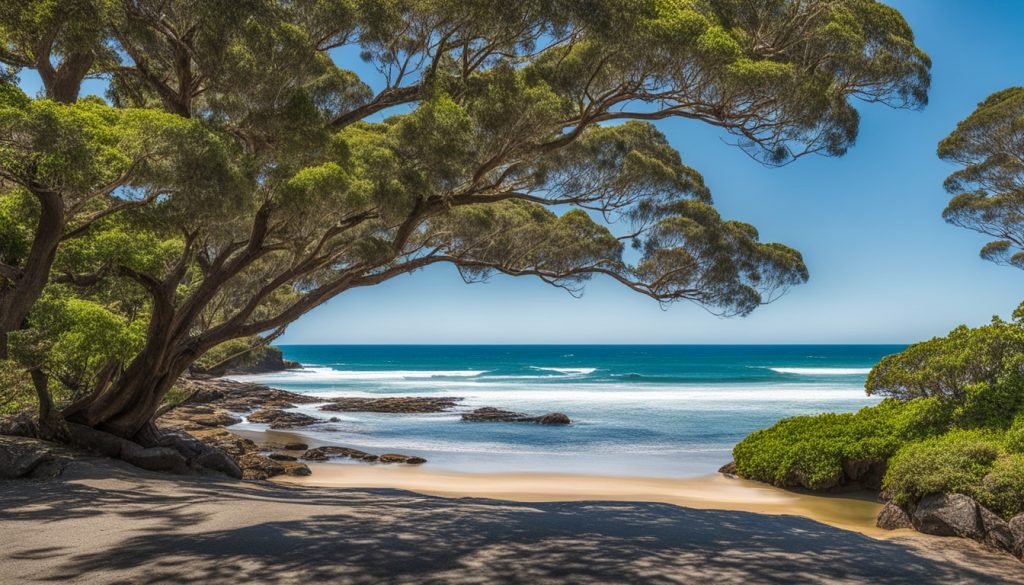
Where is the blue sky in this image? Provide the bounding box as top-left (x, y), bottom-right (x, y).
top-left (20, 1), bottom-right (1024, 344)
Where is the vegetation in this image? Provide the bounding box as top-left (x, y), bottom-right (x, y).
top-left (733, 312), bottom-right (1024, 519)
top-left (0, 1), bottom-right (930, 463)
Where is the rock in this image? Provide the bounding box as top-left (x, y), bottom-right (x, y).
top-left (279, 461), bottom-right (312, 476)
top-left (188, 428), bottom-right (257, 458)
top-left (841, 458), bottom-right (887, 490)
top-left (461, 407), bottom-right (571, 424)
top-left (267, 453), bottom-right (297, 461)
top-left (876, 503), bottom-right (913, 530)
top-left (190, 413), bottom-right (243, 428)
top-left (378, 454), bottom-right (427, 464)
top-left (718, 461), bottom-right (738, 477)
top-left (302, 446), bottom-right (379, 462)
top-left (1009, 515), bottom-right (1024, 559)
top-left (247, 409), bottom-right (319, 429)
top-left (194, 345), bottom-right (302, 376)
top-left (120, 443), bottom-right (190, 474)
top-left (536, 412), bottom-right (571, 424)
top-left (911, 493), bottom-right (1015, 554)
top-left (285, 442), bottom-right (309, 451)
top-left (0, 436), bottom-right (67, 479)
top-left (238, 453), bottom-right (285, 480)
top-left (320, 396), bottom-right (463, 414)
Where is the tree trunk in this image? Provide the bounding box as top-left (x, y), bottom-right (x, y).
top-left (0, 189), bottom-right (65, 360)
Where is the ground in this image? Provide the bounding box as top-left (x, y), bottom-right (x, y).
top-left (2, 457), bottom-right (1022, 584)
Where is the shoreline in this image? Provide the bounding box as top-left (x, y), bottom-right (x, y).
top-left (274, 460), bottom-right (891, 537)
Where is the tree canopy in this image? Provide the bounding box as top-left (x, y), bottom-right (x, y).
top-left (939, 86), bottom-right (1024, 270)
top-left (0, 0), bottom-right (931, 446)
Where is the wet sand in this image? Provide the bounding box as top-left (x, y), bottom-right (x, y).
top-left (278, 462), bottom-right (888, 536)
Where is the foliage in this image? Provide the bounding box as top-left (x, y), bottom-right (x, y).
top-left (0, 0), bottom-right (933, 438)
top-left (735, 314), bottom-right (1024, 520)
top-left (0, 358), bottom-right (34, 416)
top-left (733, 397), bottom-right (951, 489)
top-left (938, 87), bottom-right (1024, 270)
top-left (865, 316), bottom-right (1024, 401)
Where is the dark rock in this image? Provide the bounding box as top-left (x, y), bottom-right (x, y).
top-left (238, 453), bottom-right (286, 480)
top-left (841, 458), bottom-right (887, 490)
top-left (718, 461), bottom-right (738, 477)
top-left (279, 461), bottom-right (312, 476)
top-left (247, 409), bottom-right (319, 429)
top-left (379, 453), bottom-right (427, 464)
top-left (321, 396), bottom-right (463, 414)
top-left (1009, 514), bottom-right (1024, 559)
top-left (912, 493), bottom-right (984, 539)
top-left (536, 412), bottom-right (571, 424)
top-left (911, 493), bottom-right (1015, 554)
top-left (194, 345), bottom-right (301, 376)
top-left (462, 407), bottom-right (571, 424)
top-left (302, 446), bottom-right (378, 462)
top-left (876, 503), bottom-right (913, 530)
top-left (0, 436), bottom-right (67, 479)
top-left (284, 442), bottom-right (309, 451)
top-left (267, 453), bottom-right (298, 461)
top-left (191, 413), bottom-right (242, 428)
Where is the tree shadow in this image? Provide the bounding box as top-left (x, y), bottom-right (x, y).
top-left (1, 459), bottom-right (1020, 584)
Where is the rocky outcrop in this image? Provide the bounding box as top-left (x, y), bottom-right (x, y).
top-left (876, 502), bottom-right (913, 530)
top-left (899, 493), bottom-right (1017, 557)
top-left (0, 436), bottom-right (72, 479)
top-left (461, 407), bottom-right (571, 424)
top-left (246, 409), bottom-right (319, 429)
top-left (1010, 515), bottom-right (1024, 559)
top-left (302, 446), bottom-right (425, 464)
top-left (320, 396), bottom-right (463, 413)
top-left (718, 461), bottom-right (738, 477)
top-left (194, 345), bottom-right (301, 376)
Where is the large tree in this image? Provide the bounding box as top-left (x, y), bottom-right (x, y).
top-left (939, 87), bottom-right (1024, 270)
top-left (1, 0), bottom-right (930, 460)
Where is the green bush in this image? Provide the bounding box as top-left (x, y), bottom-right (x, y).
top-left (1006, 414), bottom-right (1024, 454)
top-left (979, 455), bottom-right (1024, 518)
top-left (882, 430), bottom-right (1001, 506)
top-left (732, 398), bottom-right (951, 489)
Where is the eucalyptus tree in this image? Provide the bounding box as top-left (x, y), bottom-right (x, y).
top-left (4, 0), bottom-right (932, 453)
top-left (939, 87), bottom-right (1024, 270)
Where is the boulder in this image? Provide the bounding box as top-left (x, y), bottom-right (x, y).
top-left (1009, 514), bottom-right (1024, 559)
top-left (911, 493), bottom-right (1015, 554)
top-left (284, 442), bottom-right (309, 451)
top-left (321, 396), bottom-right (463, 413)
top-left (302, 446), bottom-right (379, 462)
top-left (718, 461), bottom-right (738, 477)
top-left (267, 453), bottom-right (297, 461)
top-left (0, 436), bottom-right (66, 479)
top-left (876, 503), bottom-right (913, 530)
top-left (279, 461), bottom-right (312, 476)
top-left (247, 409), bottom-right (319, 429)
top-left (238, 453), bottom-right (285, 480)
top-left (190, 413), bottom-right (243, 428)
top-left (379, 453), bottom-right (427, 464)
top-left (461, 407), bottom-right (571, 424)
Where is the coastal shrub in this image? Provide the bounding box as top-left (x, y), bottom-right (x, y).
top-left (194, 337), bottom-right (285, 374)
top-left (866, 317), bottom-right (1024, 401)
top-left (953, 376), bottom-right (1024, 429)
top-left (1005, 414), bottom-right (1024, 454)
top-left (732, 398), bottom-right (951, 489)
top-left (882, 430), bottom-right (1001, 506)
top-left (979, 455), bottom-right (1024, 518)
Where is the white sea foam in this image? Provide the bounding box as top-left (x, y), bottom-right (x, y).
top-left (529, 366), bottom-right (597, 375)
top-left (229, 366), bottom-right (487, 383)
top-left (769, 367), bottom-right (872, 376)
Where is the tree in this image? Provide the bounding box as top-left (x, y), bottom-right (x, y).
top-left (938, 87), bottom-right (1024, 269)
top-left (1, 1), bottom-right (930, 456)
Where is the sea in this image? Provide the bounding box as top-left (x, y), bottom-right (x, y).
top-left (229, 344), bottom-right (903, 478)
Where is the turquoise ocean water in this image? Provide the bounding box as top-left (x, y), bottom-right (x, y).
top-left (230, 345), bottom-right (902, 477)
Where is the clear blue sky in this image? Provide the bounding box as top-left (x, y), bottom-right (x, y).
top-left (19, 1), bottom-right (1024, 344)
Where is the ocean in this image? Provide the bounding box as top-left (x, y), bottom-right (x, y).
top-left (229, 344), bottom-right (903, 478)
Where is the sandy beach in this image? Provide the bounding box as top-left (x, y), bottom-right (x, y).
top-left (3, 454), bottom-right (1022, 584)
top-left (279, 463), bottom-right (888, 536)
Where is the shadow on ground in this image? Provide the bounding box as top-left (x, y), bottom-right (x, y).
top-left (1, 458), bottom-right (1020, 584)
